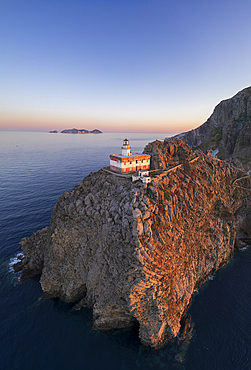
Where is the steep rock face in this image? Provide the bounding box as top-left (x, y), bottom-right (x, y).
top-left (16, 140), bottom-right (251, 349)
top-left (143, 137), bottom-right (194, 170)
top-left (179, 86), bottom-right (251, 170)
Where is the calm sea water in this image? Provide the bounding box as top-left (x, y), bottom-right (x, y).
top-left (1, 131), bottom-right (251, 370)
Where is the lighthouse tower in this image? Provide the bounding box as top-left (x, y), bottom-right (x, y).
top-left (110, 138), bottom-right (150, 173)
top-left (121, 138), bottom-right (131, 156)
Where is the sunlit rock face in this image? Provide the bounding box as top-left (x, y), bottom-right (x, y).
top-left (143, 136), bottom-right (194, 170)
top-left (179, 86), bottom-right (251, 170)
top-left (16, 138), bottom-right (251, 348)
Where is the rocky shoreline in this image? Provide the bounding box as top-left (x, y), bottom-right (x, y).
top-left (14, 137), bottom-right (251, 348)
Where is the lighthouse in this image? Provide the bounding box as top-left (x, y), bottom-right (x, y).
top-left (110, 138), bottom-right (151, 174)
top-left (121, 138), bottom-right (131, 156)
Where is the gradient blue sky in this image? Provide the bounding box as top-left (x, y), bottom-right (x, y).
top-left (1, 0), bottom-right (251, 132)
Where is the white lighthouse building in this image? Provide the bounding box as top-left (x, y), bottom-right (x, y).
top-left (110, 138), bottom-right (151, 174)
top-left (121, 138), bottom-right (131, 156)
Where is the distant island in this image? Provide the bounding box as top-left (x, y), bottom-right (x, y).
top-left (61, 128), bottom-right (102, 134)
top-left (49, 130), bottom-right (58, 133)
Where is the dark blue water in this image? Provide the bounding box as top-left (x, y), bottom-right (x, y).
top-left (1, 131), bottom-right (251, 370)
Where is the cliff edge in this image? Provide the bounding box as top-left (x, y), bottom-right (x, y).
top-left (179, 86), bottom-right (251, 170)
top-left (15, 138), bottom-right (251, 348)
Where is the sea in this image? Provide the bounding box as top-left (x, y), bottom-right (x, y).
top-left (1, 131), bottom-right (251, 370)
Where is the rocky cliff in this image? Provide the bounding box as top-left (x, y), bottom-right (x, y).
top-left (143, 137), bottom-right (194, 170)
top-left (14, 138), bottom-right (251, 349)
top-left (179, 86), bottom-right (251, 170)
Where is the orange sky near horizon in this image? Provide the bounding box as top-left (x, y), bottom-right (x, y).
top-left (2, 1), bottom-right (251, 136)
top-left (0, 115), bottom-right (203, 133)
top-left (0, 108), bottom-right (208, 133)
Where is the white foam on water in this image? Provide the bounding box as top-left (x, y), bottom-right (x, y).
top-left (9, 253), bottom-right (24, 272)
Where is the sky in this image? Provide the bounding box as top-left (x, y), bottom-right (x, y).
top-left (1, 0), bottom-right (251, 133)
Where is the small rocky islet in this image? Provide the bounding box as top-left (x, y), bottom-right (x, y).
top-left (49, 128), bottom-right (103, 134)
top-left (15, 86), bottom-right (251, 348)
top-left (61, 128), bottom-right (102, 134)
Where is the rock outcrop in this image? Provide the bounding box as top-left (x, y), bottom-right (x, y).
top-left (179, 86), bottom-right (251, 170)
top-left (143, 137), bottom-right (194, 170)
top-left (15, 138), bottom-right (251, 349)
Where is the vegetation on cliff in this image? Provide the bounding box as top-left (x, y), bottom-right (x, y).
top-left (179, 86), bottom-right (251, 170)
top-left (14, 138), bottom-right (251, 348)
